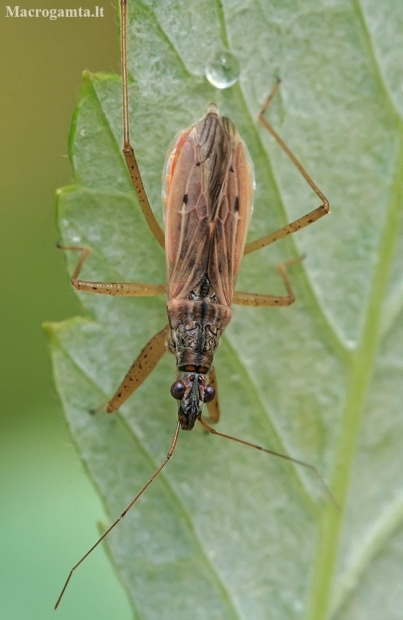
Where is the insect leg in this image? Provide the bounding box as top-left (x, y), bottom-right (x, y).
top-left (54, 419), bottom-right (181, 609)
top-left (104, 324), bottom-right (169, 413)
top-left (205, 367), bottom-right (220, 424)
top-left (232, 256), bottom-right (303, 307)
top-left (120, 0), bottom-right (165, 249)
top-left (58, 244), bottom-right (165, 297)
top-left (244, 79), bottom-right (329, 256)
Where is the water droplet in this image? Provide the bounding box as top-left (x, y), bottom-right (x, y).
top-left (205, 50), bottom-right (240, 89)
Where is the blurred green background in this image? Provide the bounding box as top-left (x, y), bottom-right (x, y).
top-left (0, 2), bottom-right (132, 618)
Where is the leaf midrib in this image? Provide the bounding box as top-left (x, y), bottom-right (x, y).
top-left (306, 127), bottom-right (403, 620)
top-left (302, 0), bottom-right (403, 613)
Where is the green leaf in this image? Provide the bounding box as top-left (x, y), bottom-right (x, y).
top-left (46, 0), bottom-right (403, 618)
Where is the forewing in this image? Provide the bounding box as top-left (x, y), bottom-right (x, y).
top-left (208, 134), bottom-right (253, 305)
top-left (165, 112), bottom-right (253, 305)
top-left (165, 132), bottom-right (212, 300)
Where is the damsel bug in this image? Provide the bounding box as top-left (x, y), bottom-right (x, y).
top-left (55, 0), bottom-right (330, 608)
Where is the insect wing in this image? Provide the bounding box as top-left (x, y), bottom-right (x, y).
top-left (164, 110), bottom-right (254, 305)
top-left (208, 130), bottom-right (253, 305)
top-left (164, 124), bottom-right (212, 301)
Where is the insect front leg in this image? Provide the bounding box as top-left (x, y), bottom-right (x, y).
top-left (58, 244), bottom-right (165, 297)
top-left (104, 324), bottom-right (169, 414)
top-left (233, 256), bottom-right (303, 307)
top-left (244, 79), bottom-right (329, 257)
top-left (204, 367), bottom-right (220, 424)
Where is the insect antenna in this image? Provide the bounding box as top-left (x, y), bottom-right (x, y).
top-left (198, 417), bottom-right (339, 510)
top-left (54, 421), bottom-right (181, 609)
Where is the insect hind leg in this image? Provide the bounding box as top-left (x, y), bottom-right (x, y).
top-left (120, 0), bottom-right (165, 249)
top-left (244, 79), bottom-right (329, 257)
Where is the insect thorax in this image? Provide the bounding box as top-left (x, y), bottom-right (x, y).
top-left (167, 299), bottom-right (232, 370)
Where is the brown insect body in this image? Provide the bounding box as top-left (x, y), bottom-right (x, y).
top-left (164, 104), bottom-right (254, 430)
top-left (54, 2), bottom-right (331, 607)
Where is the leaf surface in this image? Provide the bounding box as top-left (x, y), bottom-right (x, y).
top-left (46, 0), bottom-right (403, 618)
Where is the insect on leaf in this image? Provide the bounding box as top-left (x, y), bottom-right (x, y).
top-left (46, 0), bottom-right (403, 618)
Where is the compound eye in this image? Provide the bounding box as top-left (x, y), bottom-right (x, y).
top-left (203, 385), bottom-right (216, 403)
top-left (170, 381), bottom-right (186, 400)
